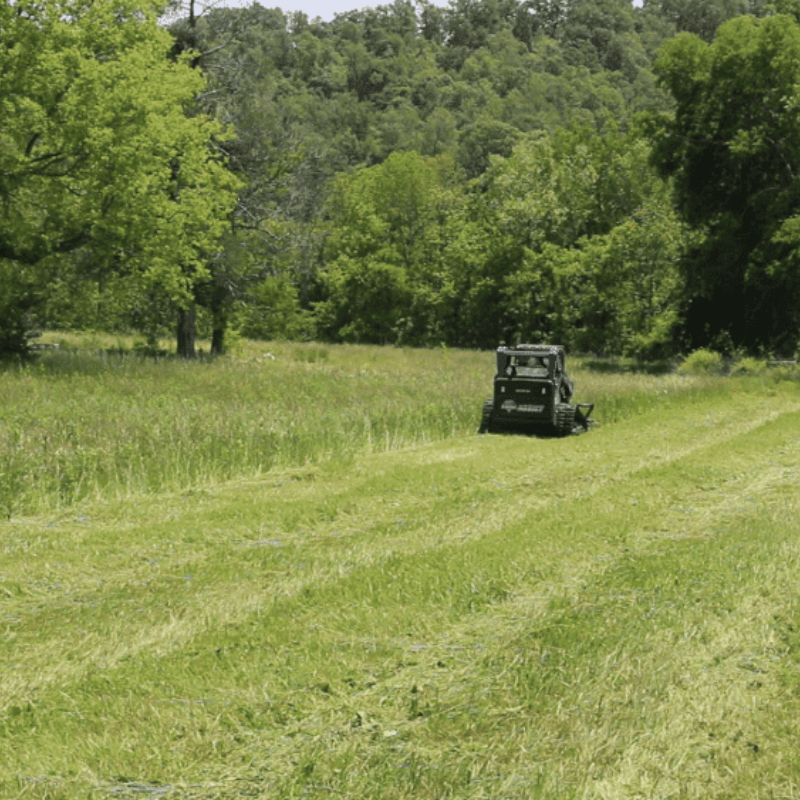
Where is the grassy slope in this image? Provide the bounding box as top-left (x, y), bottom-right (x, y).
top-left (2, 356), bottom-right (800, 799)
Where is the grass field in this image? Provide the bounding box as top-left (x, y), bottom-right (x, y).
top-left (0, 334), bottom-right (713, 517)
top-left (2, 338), bottom-right (800, 798)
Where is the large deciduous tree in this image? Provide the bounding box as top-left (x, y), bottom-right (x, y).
top-left (316, 151), bottom-right (464, 345)
top-left (465, 127), bottom-right (682, 351)
top-left (0, 0), bottom-right (238, 355)
top-left (650, 13), bottom-right (800, 352)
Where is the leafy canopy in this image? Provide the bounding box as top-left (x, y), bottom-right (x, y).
top-left (0, 0), bottom-right (239, 350)
top-left (651, 13), bottom-right (800, 350)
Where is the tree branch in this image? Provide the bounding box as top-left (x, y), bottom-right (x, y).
top-left (0, 228), bottom-right (92, 265)
top-left (24, 133), bottom-right (41, 157)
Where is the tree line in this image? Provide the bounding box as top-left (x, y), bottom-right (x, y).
top-left (3, 0), bottom-right (800, 358)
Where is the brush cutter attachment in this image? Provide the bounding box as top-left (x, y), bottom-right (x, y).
top-left (575, 403), bottom-right (594, 431)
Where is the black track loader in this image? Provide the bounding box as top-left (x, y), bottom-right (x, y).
top-left (478, 344), bottom-right (593, 436)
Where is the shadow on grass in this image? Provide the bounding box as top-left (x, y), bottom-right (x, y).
top-left (0, 344), bottom-right (220, 377)
top-left (480, 422), bottom-right (595, 440)
top-left (579, 357), bottom-right (674, 375)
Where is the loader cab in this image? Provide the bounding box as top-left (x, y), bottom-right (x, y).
top-left (493, 345), bottom-right (563, 425)
top-left (494, 345), bottom-right (565, 381)
top-left (503, 353), bottom-right (551, 378)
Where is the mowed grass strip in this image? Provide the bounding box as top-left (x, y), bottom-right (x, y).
top-left (0, 386), bottom-right (789, 708)
top-left (2, 382), bottom-right (800, 798)
top-left (298, 480), bottom-right (800, 800)
top-left (194, 408), bottom-right (800, 800)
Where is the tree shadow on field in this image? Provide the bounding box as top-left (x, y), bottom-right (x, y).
top-left (579, 357), bottom-right (674, 375)
top-left (0, 344), bottom-right (216, 377)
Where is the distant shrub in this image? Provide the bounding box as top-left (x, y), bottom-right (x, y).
top-left (239, 275), bottom-right (313, 341)
top-left (770, 362), bottom-right (800, 381)
top-left (730, 356), bottom-right (766, 376)
top-left (677, 348), bottom-right (725, 375)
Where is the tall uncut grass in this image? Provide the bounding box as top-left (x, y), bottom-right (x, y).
top-left (0, 333), bottom-right (731, 516)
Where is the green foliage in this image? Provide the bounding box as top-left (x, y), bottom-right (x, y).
top-left (458, 117), bottom-right (520, 177)
top-left (317, 152), bottom-right (463, 344)
top-left (576, 196), bottom-right (687, 358)
top-left (239, 275), bottom-right (312, 340)
top-left (0, 263), bottom-right (37, 357)
top-left (317, 257), bottom-right (412, 343)
top-left (651, 13), bottom-right (800, 352)
top-left (4, 0), bottom-right (789, 356)
top-left (644, 0), bottom-right (770, 41)
top-left (677, 347), bottom-right (725, 374)
top-left (455, 126), bottom-right (683, 350)
top-left (0, 0), bottom-right (239, 353)
top-left (730, 355), bottom-right (767, 375)
top-left (178, 0), bottom-right (695, 354)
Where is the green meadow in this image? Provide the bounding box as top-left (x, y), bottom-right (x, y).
top-left (0, 334), bottom-right (708, 517)
top-left (2, 337), bottom-right (800, 799)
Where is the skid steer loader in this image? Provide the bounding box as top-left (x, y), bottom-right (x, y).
top-left (478, 344), bottom-right (593, 436)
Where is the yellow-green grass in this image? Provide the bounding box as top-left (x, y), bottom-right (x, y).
top-left (2, 340), bottom-right (800, 798)
top-left (2, 334), bottom-right (715, 516)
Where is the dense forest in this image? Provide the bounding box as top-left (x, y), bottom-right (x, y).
top-left (4, 0), bottom-right (800, 357)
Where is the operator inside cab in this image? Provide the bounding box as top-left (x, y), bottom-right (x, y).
top-left (508, 354), bottom-right (550, 378)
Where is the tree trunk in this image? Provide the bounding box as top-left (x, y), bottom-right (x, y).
top-left (210, 292), bottom-right (227, 356)
top-left (176, 304), bottom-right (197, 358)
top-left (211, 317), bottom-right (225, 356)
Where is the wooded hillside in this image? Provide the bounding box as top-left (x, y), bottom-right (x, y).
top-left (4, 0), bottom-right (800, 357)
